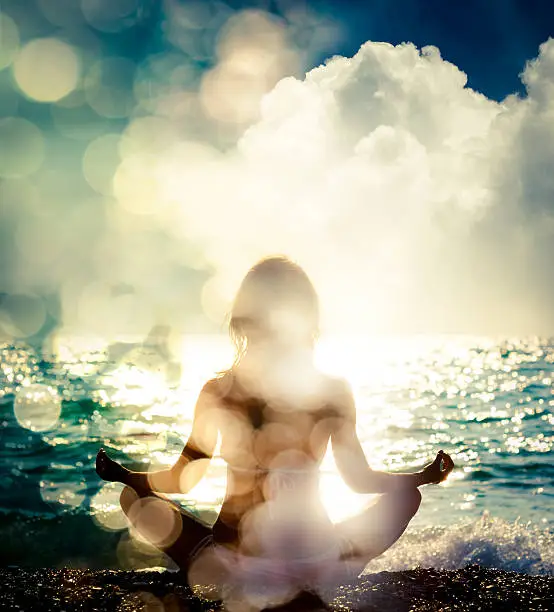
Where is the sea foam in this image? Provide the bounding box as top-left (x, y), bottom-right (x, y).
top-left (363, 512), bottom-right (554, 575)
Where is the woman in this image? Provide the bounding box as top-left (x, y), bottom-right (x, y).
top-left (96, 256), bottom-right (454, 607)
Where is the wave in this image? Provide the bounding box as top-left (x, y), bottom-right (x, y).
top-left (1, 509), bottom-right (552, 576)
top-left (363, 512), bottom-right (553, 576)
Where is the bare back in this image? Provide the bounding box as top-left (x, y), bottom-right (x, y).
top-left (204, 370), bottom-right (347, 557)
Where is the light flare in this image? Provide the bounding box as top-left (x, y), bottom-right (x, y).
top-left (91, 481), bottom-right (128, 531)
top-left (127, 494), bottom-right (183, 548)
top-left (39, 469), bottom-right (86, 508)
top-left (0, 13), bottom-right (19, 69)
top-left (13, 38), bottom-right (80, 102)
top-left (13, 383), bottom-right (61, 432)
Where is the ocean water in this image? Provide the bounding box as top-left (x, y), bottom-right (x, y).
top-left (0, 335), bottom-right (552, 574)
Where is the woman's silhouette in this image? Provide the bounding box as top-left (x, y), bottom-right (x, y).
top-left (96, 256), bottom-right (454, 607)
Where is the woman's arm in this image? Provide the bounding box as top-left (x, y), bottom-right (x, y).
top-left (330, 379), bottom-right (453, 494)
top-left (96, 380), bottom-right (219, 496)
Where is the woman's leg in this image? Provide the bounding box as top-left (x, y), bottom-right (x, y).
top-left (336, 486), bottom-right (421, 564)
top-left (119, 485), bottom-right (213, 573)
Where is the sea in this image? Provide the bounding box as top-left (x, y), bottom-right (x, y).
top-left (0, 334), bottom-right (552, 574)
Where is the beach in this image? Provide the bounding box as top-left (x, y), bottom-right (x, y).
top-left (0, 565), bottom-right (552, 611)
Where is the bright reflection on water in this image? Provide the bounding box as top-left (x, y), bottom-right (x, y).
top-left (0, 334), bottom-right (552, 554)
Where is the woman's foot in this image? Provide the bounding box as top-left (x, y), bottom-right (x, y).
top-left (95, 448), bottom-right (126, 482)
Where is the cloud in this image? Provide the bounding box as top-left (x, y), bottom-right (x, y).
top-left (160, 37), bottom-right (554, 334)
top-left (2, 1), bottom-right (554, 339)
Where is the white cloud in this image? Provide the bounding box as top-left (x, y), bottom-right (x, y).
top-left (158, 37), bottom-right (554, 334)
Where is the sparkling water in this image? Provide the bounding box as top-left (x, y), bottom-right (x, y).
top-left (0, 335), bottom-right (552, 573)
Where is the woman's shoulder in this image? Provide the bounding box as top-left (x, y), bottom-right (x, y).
top-left (316, 374), bottom-right (354, 419)
top-left (320, 373), bottom-right (352, 397)
top-left (201, 371), bottom-right (236, 399)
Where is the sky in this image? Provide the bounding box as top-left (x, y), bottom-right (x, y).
top-left (312, 0), bottom-right (554, 101)
top-left (1, 0), bottom-right (554, 341)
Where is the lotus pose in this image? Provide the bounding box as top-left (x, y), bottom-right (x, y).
top-left (96, 256), bottom-right (454, 607)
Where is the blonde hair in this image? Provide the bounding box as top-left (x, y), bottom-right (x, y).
top-left (228, 256), bottom-right (319, 367)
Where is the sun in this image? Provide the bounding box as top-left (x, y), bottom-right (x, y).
top-left (318, 447), bottom-right (376, 523)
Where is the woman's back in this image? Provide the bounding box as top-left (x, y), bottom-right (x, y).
top-left (209, 369), bottom-right (344, 559)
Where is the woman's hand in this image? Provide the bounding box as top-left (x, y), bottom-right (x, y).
top-left (95, 448), bottom-right (127, 483)
top-left (422, 450), bottom-right (454, 485)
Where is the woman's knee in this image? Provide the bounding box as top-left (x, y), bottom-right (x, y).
top-left (391, 486), bottom-right (421, 516)
top-left (119, 488), bottom-right (184, 551)
top-left (406, 487), bottom-right (422, 515)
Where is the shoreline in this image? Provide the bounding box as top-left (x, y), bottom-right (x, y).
top-left (0, 565), bottom-right (552, 611)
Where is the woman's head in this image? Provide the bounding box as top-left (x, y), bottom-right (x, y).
top-left (229, 256), bottom-right (319, 363)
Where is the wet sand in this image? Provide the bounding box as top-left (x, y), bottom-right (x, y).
top-left (0, 565), bottom-right (552, 611)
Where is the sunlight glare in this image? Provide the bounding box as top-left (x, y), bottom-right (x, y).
top-left (102, 364), bottom-right (168, 407)
top-left (0, 13), bottom-right (19, 70)
top-left (13, 38), bottom-right (79, 102)
top-left (14, 383), bottom-right (61, 432)
top-left (318, 440), bottom-right (375, 523)
top-left (39, 470), bottom-right (86, 508)
top-left (91, 481), bottom-right (128, 531)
